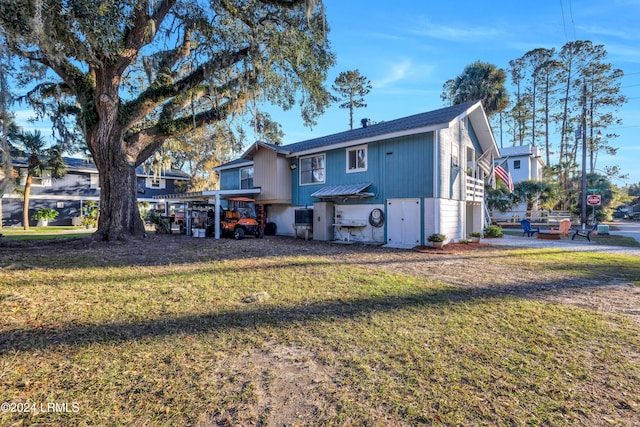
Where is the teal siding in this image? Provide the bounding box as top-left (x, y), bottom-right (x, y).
top-left (220, 169), bottom-right (239, 190)
top-left (293, 132), bottom-right (435, 205)
top-left (381, 133), bottom-right (434, 199)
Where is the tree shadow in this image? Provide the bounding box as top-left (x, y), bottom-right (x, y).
top-left (1, 270), bottom-right (635, 355)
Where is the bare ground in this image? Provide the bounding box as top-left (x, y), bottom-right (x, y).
top-left (1, 234), bottom-right (639, 426)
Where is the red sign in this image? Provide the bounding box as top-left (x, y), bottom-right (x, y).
top-left (586, 194), bottom-right (601, 206)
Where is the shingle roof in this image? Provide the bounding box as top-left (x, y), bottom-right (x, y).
top-left (282, 101), bottom-right (479, 154)
top-left (10, 156), bottom-right (190, 180)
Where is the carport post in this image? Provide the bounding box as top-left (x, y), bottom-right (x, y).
top-left (214, 194), bottom-right (221, 239)
top-left (185, 201), bottom-right (191, 236)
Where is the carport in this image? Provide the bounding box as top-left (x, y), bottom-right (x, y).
top-left (153, 188), bottom-right (261, 239)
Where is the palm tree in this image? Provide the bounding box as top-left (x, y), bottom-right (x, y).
top-left (441, 61), bottom-right (509, 118)
top-left (512, 180), bottom-right (557, 220)
top-left (13, 130), bottom-right (66, 230)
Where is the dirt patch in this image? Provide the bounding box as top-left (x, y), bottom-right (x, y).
top-left (199, 344), bottom-right (337, 427)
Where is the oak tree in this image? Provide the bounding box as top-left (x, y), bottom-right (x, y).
top-left (0, 0), bottom-right (334, 240)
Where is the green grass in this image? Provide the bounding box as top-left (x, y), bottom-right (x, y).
top-left (1, 248), bottom-right (639, 425)
top-left (0, 226), bottom-right (95, 241)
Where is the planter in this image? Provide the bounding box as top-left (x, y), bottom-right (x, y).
top-left (431, 241), bottom-right (444, 249)
top-left (36, 219), bottom-right (49, 227)
top-left (470, 237), bottom-right (481, 243)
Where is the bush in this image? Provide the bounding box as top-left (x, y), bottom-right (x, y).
top-left (31, 208), bottom-right (59, 221)
top-left (484, 225), bottom-right (503, 238)
top-left (427, 233), bottom-right (447, 242)
top-left (469, 231), bottom-right (483, 238)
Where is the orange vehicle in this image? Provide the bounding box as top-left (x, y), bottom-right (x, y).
top-left (209, 197), bottom-right (263, 239)
top-left (172, 198), bottom-right (262, 239)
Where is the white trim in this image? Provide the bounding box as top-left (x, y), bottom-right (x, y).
top-left (214, 160), bottom-right (254, 172)
top-left (346, 144), bottom-right (368, 173)
top-left (299, 153), bottom-right (326, 186)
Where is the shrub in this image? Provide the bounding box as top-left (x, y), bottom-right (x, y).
top-left (484, 225), bottom-right (504, 238)
top-left (470, 231), bottom-right (483, 238)
top-left (31, 208), bottom-right (59, 221)
top-left (427, 233), bottom-right (447, 242)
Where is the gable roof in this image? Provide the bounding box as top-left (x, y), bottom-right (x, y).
top-left (215, 100), bottom-right (498, 169)
top-left (284, 101), bottom-right (482, 156)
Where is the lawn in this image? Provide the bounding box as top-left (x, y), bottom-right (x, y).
top-left (1, 235), bottom-right (639, 426)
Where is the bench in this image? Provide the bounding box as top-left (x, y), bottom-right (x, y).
top-left (571, 223), bottom-right (598, 242)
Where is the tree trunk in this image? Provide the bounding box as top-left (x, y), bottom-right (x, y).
top-left (89, 83), bottom-right (146, 241)
top-left (22, 175), bottom-right (32, 230)
top-left (95, 159), bottom-right (146, 241)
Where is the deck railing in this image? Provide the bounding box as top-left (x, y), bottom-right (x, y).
top-left (465, 176), bottom-right (484, 201)
top-left (492, 210), bottom-right (574, 224)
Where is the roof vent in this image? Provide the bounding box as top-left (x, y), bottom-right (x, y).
top-left (361, 118), bottom-right (370, 128)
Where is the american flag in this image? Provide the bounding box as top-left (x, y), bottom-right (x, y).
top-left (495, 164), bottom-right (514, 192)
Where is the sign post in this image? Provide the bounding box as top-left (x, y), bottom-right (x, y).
top-left (586, 194), bottom-right (601, 225)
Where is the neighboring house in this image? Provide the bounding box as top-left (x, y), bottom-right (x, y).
top-left (214, 101), bottom-right (499, 247)
top-left (493, 144), bottom-right (548, 222)
top-left (497, 144), bottom-right (544, 184)
top-left (0, 156), bottom-right (190, 227)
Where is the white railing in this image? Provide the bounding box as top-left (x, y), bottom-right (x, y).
top-left (491, 210), bottom-right (574, 224)
top-left (465, 176), bottom-right (484, 201)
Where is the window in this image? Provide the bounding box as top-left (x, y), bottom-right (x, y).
top-left (514, 160), bottom-right (521, 170)
top-left (90, 174), bottom-right (100, 189)
top-left (300, 154), bottom-right (325, 185)
top-left (19, 168), bottom-right (52, 187)
top-left (346, 145), bottom-right (367, 172)
top-left (240, 166), bottom-right (254, 189)
top-left (145, 177), bottom-right (166, 189)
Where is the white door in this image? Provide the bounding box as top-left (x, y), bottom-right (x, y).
top-left (386, 198), bottom-right (421, 247)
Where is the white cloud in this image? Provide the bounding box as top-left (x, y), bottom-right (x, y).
top-left (409, 18), bottom-right (503, 43)
top-left (373, 59), bottom-right (413, 88)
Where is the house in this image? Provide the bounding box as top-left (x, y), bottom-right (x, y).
top-left (492, 144), bottom-right (553, 223)
top-left (497, 144), bottom-right (544, 183)
top-left (0, 156), bottom-right (191, 227)
top-left (214, 101), bottom-right (499, 247)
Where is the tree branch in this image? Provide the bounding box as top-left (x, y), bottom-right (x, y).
top-left (122, 46), bottom-right (251, 129)
top-left (114, 0), bottom-right (176, 76)
top-left (125, 94), bottom-right (249, 166)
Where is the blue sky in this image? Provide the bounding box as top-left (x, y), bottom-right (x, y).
top-left (266, 0), bottom-right (640, 185)
top-left (13, 0), bottom-right (640, 185)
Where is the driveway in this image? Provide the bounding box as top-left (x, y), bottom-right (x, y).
top-left (610, 220), bottom-right (640, 244)
top-left (490, 232), bottom-right (640, 256)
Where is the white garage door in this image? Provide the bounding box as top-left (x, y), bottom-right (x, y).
top-left (386, 198), bottom-right (421, 248)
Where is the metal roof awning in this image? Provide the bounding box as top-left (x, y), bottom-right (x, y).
top-left (310, 183), bottom-right (374, 199)
top-left (152, 188), bottom-right (261, 202)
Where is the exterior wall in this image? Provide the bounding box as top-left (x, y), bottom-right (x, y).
top-left (266, 204), bottom-right (297, 236)
top-left (423, 197), bottom-right (464, 243)
top-left (291, 132), bottom-right (435, 207)
top-left (334, 203), bottom-right (385, 243)
top-left (253, 149), bottom-right (292, 203)
top-left (254, 148), bottom-right (277, 201)
top-left (499, 145), bottom-right (544, 183)
top-left (437, 122), bottom-right (469, 202)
